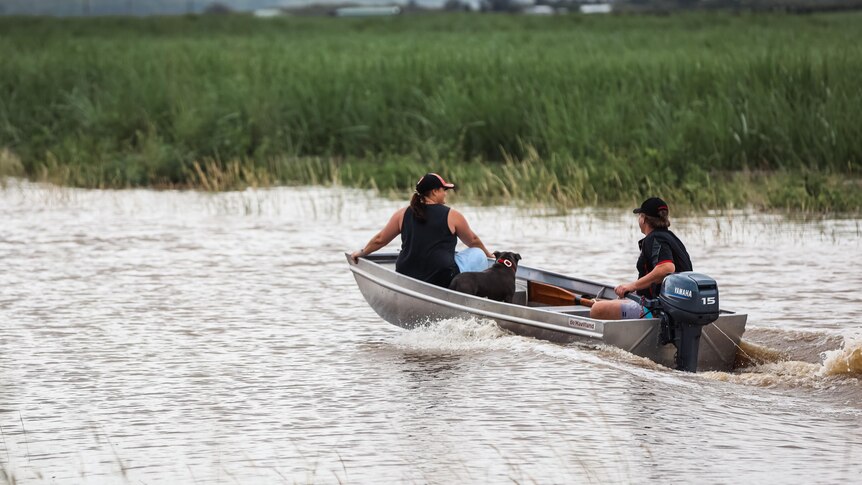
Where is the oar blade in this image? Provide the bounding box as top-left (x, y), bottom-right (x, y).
top-left (527, 280), bottom-right (595, 308)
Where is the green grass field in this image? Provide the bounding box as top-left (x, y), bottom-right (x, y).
top-left (0, 12), bottom-right (860, 211)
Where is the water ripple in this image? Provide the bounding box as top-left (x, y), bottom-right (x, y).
top-left (1, 180), bottom-right (860, 484)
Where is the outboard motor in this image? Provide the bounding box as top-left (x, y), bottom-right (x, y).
top-left (656, 272), bottom-right (720, 372)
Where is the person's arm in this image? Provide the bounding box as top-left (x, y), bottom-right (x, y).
top-left (449, 209), bottom-right (493, 258)
top-left (350, 208), bottom-right (405, 263)
top-left (615, 262), bottom-right (675, 298)
top-left (615, 239), bottom-right (676, 297)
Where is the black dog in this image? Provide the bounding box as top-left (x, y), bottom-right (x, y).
top-left (449, 251), bottom-right (521, 303)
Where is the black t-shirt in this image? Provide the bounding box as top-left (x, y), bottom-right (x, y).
top-left (395, 204), bottom-right (459, 287)
top-left (636, 228), bottom-right (693, 298)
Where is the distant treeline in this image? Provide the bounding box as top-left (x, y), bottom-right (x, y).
top-left (615, 0), bottom-right (862, 13)
top-left (0, 13), bottom-right (860, 211)
top-left (0, 1), bottom-right (278, 17)
top-left (2, 0), bottom-right (862, 17)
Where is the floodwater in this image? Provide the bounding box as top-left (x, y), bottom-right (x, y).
top-left (1, 180), bottom-right (860, 484)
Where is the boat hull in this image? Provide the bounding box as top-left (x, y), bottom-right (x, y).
top-left (348, 253), bottom-right (746, 372)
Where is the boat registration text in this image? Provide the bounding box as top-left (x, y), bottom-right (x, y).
top-left (567, 318), bottom-right (596, 331)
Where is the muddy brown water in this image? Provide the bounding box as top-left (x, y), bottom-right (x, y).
top-left (1, 180), bottom-right (860, 484)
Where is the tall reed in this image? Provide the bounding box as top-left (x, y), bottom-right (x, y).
top-left (0, 13), bottom-right (860, 210)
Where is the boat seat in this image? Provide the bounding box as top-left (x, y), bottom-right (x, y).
top-left (562, 309), bottom-right (592, 317)
top-left (512, 289), bottom-right (527, 306)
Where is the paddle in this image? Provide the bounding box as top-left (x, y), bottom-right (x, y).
top-left (527, 281), bottom-right (596, 308)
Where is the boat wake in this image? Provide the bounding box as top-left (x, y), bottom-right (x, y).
top-left (391, 319), bottom-right (861, 396)
top-left (389, 318), bottom-right (681, 379)
top-left (701, 329), bottom-right (862, 390)
top-left (390, 317), bottom-right (526, 354)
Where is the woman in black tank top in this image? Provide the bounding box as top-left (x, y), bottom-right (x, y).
top-left (396, 204), bottom-right (458, 286)
top-left (350, 173), bottom-right (493, 287)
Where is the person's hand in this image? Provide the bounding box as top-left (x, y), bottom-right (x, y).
top-left (350, 249), bottom-right (365, 264)
top-left (615, 283), bottom-right (636, 298)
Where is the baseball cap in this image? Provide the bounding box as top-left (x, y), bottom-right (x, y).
top-left (633, 197), bottom-right (669, 217)
top-left (416, 173), bottom-right (455, 194)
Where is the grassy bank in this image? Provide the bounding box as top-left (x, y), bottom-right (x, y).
top-left (0, 13), bottom-right (860, 211)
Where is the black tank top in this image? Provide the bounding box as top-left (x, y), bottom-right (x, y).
top-left (395, 204), bottom-right (459, 287)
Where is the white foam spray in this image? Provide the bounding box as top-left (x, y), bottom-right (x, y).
top-left (819, 331), bottom-right (862, 377)
top-left (390, 317), bottom-right (525, 354)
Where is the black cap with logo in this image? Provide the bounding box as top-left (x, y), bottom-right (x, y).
top-left (416, 173), bottom-right (456, 194)
top-left (633, 197), bottom-right (669, 218)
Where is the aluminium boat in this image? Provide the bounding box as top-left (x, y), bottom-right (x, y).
top-left (347, 252), bottom-right (747, 372)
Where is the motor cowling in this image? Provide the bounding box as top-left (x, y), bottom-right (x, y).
top-left (657, 272), bottom-right (720, 372)
top-left (659, 272), bottom-right (720, 325)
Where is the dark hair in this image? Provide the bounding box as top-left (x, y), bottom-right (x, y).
top-left (410, 192), bottom-right (428, 223)
top-left (643, 209), bottom-right (670, 229)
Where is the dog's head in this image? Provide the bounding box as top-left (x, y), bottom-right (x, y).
top-left (492, 251), bottom-right (521, 271)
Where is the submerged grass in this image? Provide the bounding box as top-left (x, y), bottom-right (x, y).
top-left (0, 12), bottom-right (860, 211)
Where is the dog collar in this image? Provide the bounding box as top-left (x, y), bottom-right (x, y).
top-left (496, 258), bottom-right (514, 268)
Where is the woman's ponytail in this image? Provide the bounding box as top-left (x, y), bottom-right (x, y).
top-left (410, 192), bottom-right (427, 223)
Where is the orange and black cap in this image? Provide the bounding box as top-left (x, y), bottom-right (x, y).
top-left (416, 173), bottom-right (455, 194)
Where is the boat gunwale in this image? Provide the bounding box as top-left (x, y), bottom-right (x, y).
top-left (349, 252), bottom-right (746, 320)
